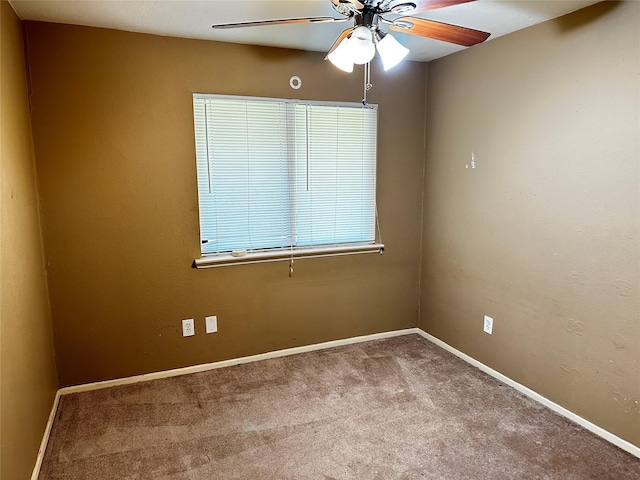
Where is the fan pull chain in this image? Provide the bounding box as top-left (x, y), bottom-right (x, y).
top-left (362, 62), bottom-right (372, 105)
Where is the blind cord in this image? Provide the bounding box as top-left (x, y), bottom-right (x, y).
top-left (375, 204), bottom-right (383, 251)
top-left (204, 102), bottom-right (212, 194)
top-left (363, 62), bottom-right (372, 106)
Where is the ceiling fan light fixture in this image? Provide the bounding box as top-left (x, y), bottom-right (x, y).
top-left (327, 37), bottom-right (354, 72)
top-left (375, 31), bottom-right (410, 70)
top-left (348, 26), bottom-right (376, 65)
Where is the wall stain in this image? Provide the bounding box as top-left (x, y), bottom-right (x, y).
top-left (608, 382), bottom-right (621, 397)
top-left (560, 363), bottom-right (581, 376)
top-left (608, 383), bottom-right (640, 414)
top-left (571, 271), bottom-right (588, 285)
top-left (566, 318), bottom-right (584, 336)
top-left (612, 334), bottom-right (626, 349)
top-left (465, 151), bottom-right (477, 170)
top-left (610, 280), bottom-right (631, 296)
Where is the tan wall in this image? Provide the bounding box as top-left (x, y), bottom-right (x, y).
top-left (420, 1), bottom-right (639, 446)
top-left (0, 1), bottom-right (59, 478)
top-left (24, 22), bottom-right (427, 387)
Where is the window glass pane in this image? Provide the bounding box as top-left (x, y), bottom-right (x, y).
top-left (293, 104), bottom-right (377, 247)
top-left (194, 97), bottom-right (290, 253)
top-left (193, 94), bottom-right (377, 256)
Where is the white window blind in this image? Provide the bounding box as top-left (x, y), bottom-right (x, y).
top-left (193, 94), bottom-right (379, 263)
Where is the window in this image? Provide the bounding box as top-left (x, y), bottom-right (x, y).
top-left (192, 94), bottom-right (382, 267)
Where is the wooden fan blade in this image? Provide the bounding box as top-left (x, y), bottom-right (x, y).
top-left (390, 17), bottom-right (490, 46)
top-left (325, 27), bottom-right (355, 58)
top-left (212, 17), bottom-right (349, 29)
top-left (410, 0), bottom-right (476, 14)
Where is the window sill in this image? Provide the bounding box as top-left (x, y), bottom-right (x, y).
top-left (192, 243), bottom-right (384, 269)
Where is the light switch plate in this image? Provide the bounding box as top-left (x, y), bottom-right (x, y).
top-left (205, 315), bottom-right (218, 334)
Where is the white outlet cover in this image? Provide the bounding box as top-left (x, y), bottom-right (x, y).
top-left (205, 315), bottom-right (218, 334)
top-left (182, 318), bottom-right (195, 337)
top-left (483, 315), bottom-right (493, 335)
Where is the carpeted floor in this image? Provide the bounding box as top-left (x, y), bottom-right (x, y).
top-left (39, 334), bottom-right (639, 479)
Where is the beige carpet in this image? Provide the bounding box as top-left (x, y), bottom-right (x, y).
top-left (39, 334), bottom-right (639, 479)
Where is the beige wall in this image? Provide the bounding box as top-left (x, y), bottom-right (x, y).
top-left (24, 22), bottom-right (427, 387)
top-left (0, 1), bottom-right (59, 478)
top-left (11, 2), bottom-right (637, 468)
top-left (420, 1), bottom-right (639, 447)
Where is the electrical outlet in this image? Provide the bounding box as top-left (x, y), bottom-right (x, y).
top-left (205, 315), bottom-right (218, 334)
top-left (182, 318), bottom-right (195, 337)
top-left (483, 315), bottom-right (493, 335)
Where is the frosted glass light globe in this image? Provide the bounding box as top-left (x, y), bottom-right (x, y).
top-left (348, 26), bottom-right (375, 65)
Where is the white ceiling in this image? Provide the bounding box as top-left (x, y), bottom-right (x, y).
top-left (10, 0), bottom-right (601, 62)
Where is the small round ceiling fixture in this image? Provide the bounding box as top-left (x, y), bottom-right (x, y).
top-left (289, 75), bottom-right (302, 89)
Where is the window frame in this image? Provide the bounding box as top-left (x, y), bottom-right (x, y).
top-left (191, 93), bottom-right (384, 269)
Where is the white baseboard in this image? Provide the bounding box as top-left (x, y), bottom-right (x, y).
top-left (31, 326), bottom-right (638, 480)
top-left (59, 328), bottom-right (418, 395)
top-left (30, 390), bottom-right (61, 480)
top-left (415, 328), bottom-right (640, 459)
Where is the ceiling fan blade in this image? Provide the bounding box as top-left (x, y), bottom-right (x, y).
top-left (410, 0), bottom-right (476, 14)
top-left (212, 17), bottom-right (349, 29)
top-left (325, 27), bottom-right (355, 59)
top-left (390, 17), bottom-right (490, 46)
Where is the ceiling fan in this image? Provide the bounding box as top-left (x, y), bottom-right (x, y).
top-left (212, 0), bottom-right (490, 72)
